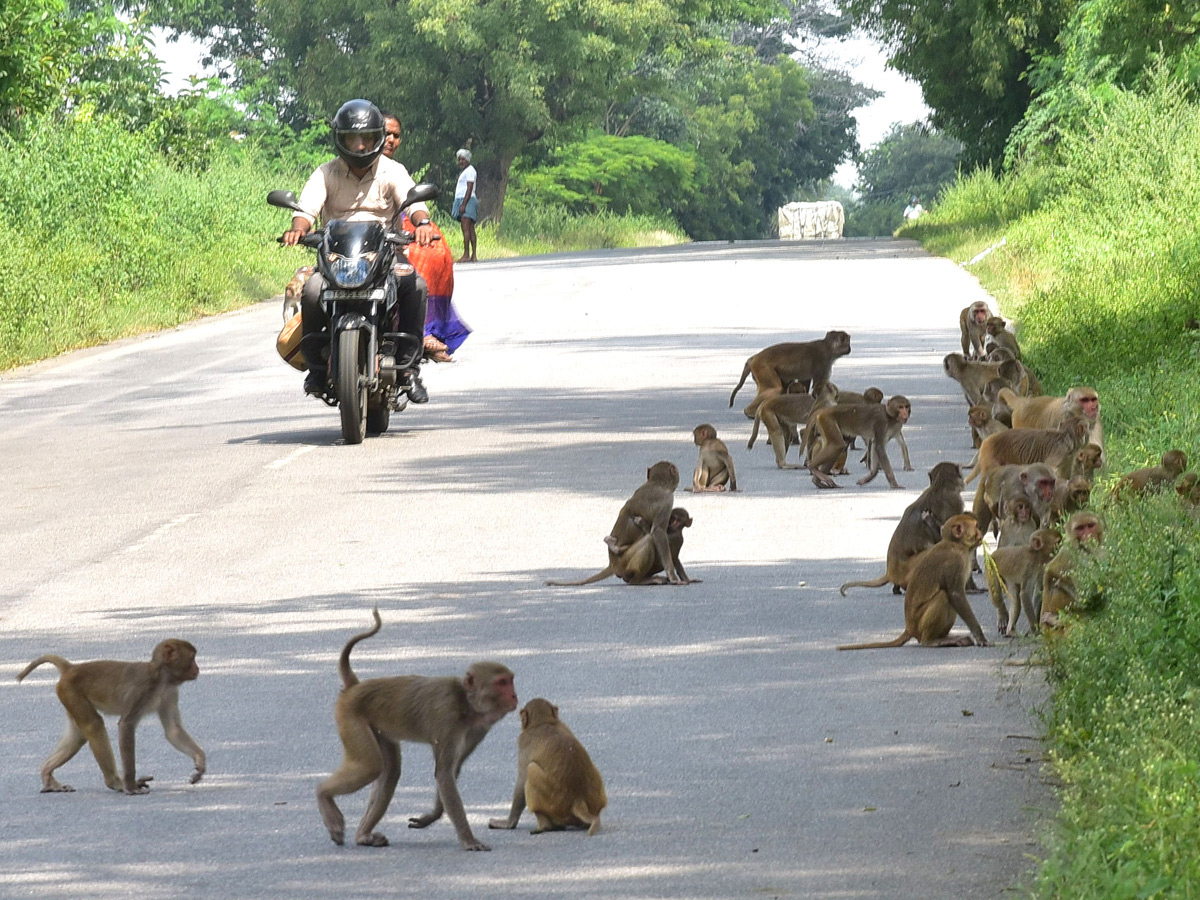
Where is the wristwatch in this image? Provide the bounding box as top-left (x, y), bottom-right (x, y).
top-left (413, 218), bottom-right (431, 227)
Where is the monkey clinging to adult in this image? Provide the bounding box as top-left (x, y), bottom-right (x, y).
top-left (316, 609), bottom-right (517, 849)
top-left (488, 698), bottom-right (607, 835)
top-left (17, 639), bottom-right (206, 794)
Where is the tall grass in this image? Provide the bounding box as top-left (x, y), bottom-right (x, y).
top-left (0, 114), bottom-right (303, 369)
top-left (906, 77), bottom-right (1200, 898)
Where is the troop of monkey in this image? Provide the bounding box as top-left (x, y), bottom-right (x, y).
top-left (17, 301), bottom-right (1198, 849)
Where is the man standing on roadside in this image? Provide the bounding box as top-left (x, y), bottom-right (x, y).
top-left (452, 148), bottom-right (478, 262)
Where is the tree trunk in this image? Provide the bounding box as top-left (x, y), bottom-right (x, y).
top-left (475, 154), bottom-right (514, 224)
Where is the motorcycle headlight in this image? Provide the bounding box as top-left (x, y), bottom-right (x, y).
top-left (328, 252), bottom-right (376, 289)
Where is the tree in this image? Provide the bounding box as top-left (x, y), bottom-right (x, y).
top-left (0, 0), bottom-right (86, 116)
top-left (839, 0), bottom-right (1071, 168)
top-left (846, 121), bottom-right (962, 235)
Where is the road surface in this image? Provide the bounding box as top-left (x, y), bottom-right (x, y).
top-left (0, 239), bottom-right (1050, 899)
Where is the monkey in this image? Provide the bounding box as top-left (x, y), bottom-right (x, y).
top-left (547, 507), bottom-right (697, 586)
top-left (959, 300), bottom-right (992, 359)
top-left (997, 495), bottom-right (1038, 549)
top-left (943, 353), bottom-right (1024, 407)
top-left (1041, 512), bottom-right (1104, 629)
top-left (968, 403), bottom-right (1009, 450)
top-left (807, 396), bottom-right (909, 489)
top-left (963, 415), bottom-right (1091, 484)
top-left (315, 609), bottom-right (517, 849)
top-left (1071, 443), bottom-right (1104, 483)
top-left (998, 385), bottom-right (1104, 462)
top-left (983, 315), bottom-right (1022, 360)
top-left (827, 385), bottom-right (885, 452)
top-left (1177, 472), bottom-right (1200, 512)
top-left (1050, 476), bottom-right (1093, 522)
top-left (17, 639), bottom-right (205, 794)
top-left (488, 698), bottom-right (606, 835)
top-left (729, 330), bottom-right (852, 419)
top-left (283, 264), bottom-right (314, 321)
top-left (746, 381), bottom-right (837, 468)
top-left (840, 461), bottom-right (964, 596)
top-left (984, 377), bottom-right (1014, 427)
top-left (838, 514), bottom-right (991, 650)
top-left (1109, 449), bottom-right (1189, 498)
top-left (984, 528), bottom-right (1062, 636)
top-left (605, 461), bottom-right (684, 585)
top-left (689, 424), bottom-right (738, 491)
top-left (972, 462), bottom-right (1057, 537)
top-left (859, 396), bottom-right (913, 473)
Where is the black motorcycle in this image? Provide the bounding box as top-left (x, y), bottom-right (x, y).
top-left (268, 183), bottom-right (439, 444)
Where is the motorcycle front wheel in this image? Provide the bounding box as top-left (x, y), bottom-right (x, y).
top-left (336, 328), bottom-right (368, 445)
top-left (366, 397), bottom-right (390, 435)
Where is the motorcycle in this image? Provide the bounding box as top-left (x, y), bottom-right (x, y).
top-left (268, 183), bottom-right (440, 444)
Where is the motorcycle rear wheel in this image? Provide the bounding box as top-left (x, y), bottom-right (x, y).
top-left (336, 328), bottom-right (368, 445)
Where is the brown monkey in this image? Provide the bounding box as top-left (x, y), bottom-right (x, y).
top-left (283, 264), bottom-right (314, 321)
top-left (984, 378), bottom-right (1014, 427)
top-left (959, 300), bottom-right (992, 359)
top-left (985, 528), bottom-right (1062, 636)
top-left (316, 610), bottom-right (517, 849)
top-left (17, 639), bottom-right (205, 794)
top-left (972, 462), bottom-right (1057, 537)
top-left (689, 424), bottom-right (738, 491)
top-left (997, 495), bottom-right (1037, 549)
top-left (831, 385), bottom-right (885, 406)
top-left (547, 507), bottom-right (697, 586)
top-left (488, 698), bottom-right (606, 835)
top-left (1110, 449), bottom-right (1188, 498)
top-left (999, 385), bottom-right (1104, 461)
top-left (840, 461), bottom-right (964, 596)
top-left (859, 397), bottom-right (913, 472)
top-left (1041, 512), bottom-right (1104, 629)
top-left (943, 353), bottom-right (1023, 406)
top-left (964, 415), bottom-right (1091, 484)
top-left (1050, 476), bottom-right (1093, 522)
top-left (606, 461), bottom-right (684, 584)
top-left (983, 316), bottom-right (1022, 360)
top-left (968, 404), bottom-right (1008, 449)
top-left (729, 330), bottom-right (852, 418)
top-left (838, 514), bottom-right (991, 649)
top-left (807, 396), bottom-right (910, 489)
top-left (747, 381), bottom-right (837, 468)
top-left (1071, 443), bottom-right (1104, 483)
top-left (1177, 472), bottom-right (1200, 513)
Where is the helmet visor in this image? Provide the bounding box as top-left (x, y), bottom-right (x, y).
top-left (337, 129), bottom-right (384, 155)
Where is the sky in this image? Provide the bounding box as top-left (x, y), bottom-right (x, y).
top-left (150, 28), bottom-right (930, 190)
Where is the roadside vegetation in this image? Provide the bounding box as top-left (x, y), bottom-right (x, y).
top-left (902, 75), bottom-right (1200, 898)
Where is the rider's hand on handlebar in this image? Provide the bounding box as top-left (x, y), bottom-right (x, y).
top-left (413, 222), bottom-right (436, 247)
top-left (281, 229), bottom-right (306, 246)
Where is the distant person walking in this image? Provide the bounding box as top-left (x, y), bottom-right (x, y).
top-left (902, 195), bottom-right (924, 222)
top-left (452, 148), bottom-right (478, 262)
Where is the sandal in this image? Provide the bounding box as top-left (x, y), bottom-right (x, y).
top-left (429, 350), bottom-right (454, 363)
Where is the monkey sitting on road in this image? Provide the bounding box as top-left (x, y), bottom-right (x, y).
top-left (838, 514), bottom-right (991, 650)
top-left (689, 424), bottom-right (738, 491)
top-left (18, 639), bottom-right (206, 794)
top-left (489, 698), bottom-right (607, 835)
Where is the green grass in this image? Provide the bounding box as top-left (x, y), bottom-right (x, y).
top-left (905, 77), bottom-right (1200, 899)
top-left (0, 115), bottom-right (687, 371)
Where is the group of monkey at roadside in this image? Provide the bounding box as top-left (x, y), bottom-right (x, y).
top-left (548, 298), bottom-right (1200, 652)
top-left (17, 608), bottom-right (606, 851)
top-left (16, 301), bottom-right (1200, 850)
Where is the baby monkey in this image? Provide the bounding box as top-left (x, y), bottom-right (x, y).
top-left (489, 698), bottom-right (607, 835)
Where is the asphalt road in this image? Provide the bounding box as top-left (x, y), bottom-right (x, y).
top-left (0, 238), bottom-right (1050, 899)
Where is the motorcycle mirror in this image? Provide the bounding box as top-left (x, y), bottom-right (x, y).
top-left (401, 183), bottom-right (440, 209)
top-left (267, 189), bottom-right (303, 212)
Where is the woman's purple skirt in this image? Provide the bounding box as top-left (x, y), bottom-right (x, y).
top-left (426, 294), bottom-right (471, 353)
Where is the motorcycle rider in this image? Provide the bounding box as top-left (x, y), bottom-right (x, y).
top-left (281, 99), bottom-right (435, 403)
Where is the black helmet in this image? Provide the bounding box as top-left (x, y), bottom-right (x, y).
top-left (332, 100), bottom-right (386, 168)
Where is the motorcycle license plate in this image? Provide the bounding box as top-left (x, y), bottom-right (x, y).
top-left (325, 288), bottom-right (386, 300)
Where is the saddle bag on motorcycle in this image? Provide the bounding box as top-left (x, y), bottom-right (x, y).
top-left (277, 312), bottom-right (307, 370)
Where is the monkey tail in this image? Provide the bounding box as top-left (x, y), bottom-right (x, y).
top-left (16, 655), bottom-right (72, 682)
top-left (836, 630), bottom-right (914, 651)
top-left (963, 461), bottom-right (983, 485)
top-left (996, 387), bottom-right (1019, 407)
top-left (572, 799), bottom-right (601, 835)
top-left (747, 412), bottom-right (763, 449)
top-left (545, 567), bottom-right (615, 587)
top-left (338, 608), bottom-right (383, 689)
top-left (729, 361), bottom-right (752, 407)
top-left (838, 573), bottom-right (891, 596)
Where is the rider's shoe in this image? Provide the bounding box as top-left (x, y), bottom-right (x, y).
top-left (407, 374), bottom-right (429, 404)
top-left (304, 370), bottom-right (327, 395)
